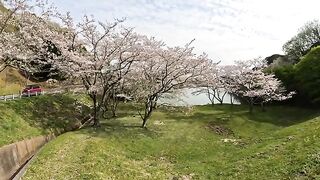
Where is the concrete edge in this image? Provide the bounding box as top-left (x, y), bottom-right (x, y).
top-left (0, 134), bottom-right (56, 180)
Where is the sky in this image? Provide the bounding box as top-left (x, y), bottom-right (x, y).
top-left (51, 0), bottom-right (320, 64)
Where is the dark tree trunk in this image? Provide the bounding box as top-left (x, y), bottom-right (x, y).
top-left (142, 118), bottom-right (148, 128)
top-left (111, 89), bottom-right (119, 117)
top-left (111, 109), bottom-right (117, 118)
top-left (140, 96), bottom-right (157, 128)
top-left (92, 94), bottom-right (100, 127)
top-left (249, 98), bottom-right (253, 114)
top-left (261, 102), bottom-right (266, 112)
top-left (141, 109), bottom-right (152, 128)
top-left (110, 96), bottom-right (118, 118)
top-left (209, 96), bottom-right (215, 106)
top-left (221, 92), bottom-right (227, 104)
top-left (207, 89), bottom-right (214, 106)
top-left (141, 104), bottom-right (152, 128)
top-left (249, 103), bottom-right (253, 113)
top-left (216, 91), bottom-right (227, 105)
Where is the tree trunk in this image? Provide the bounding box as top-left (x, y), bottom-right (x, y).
top-left (141, 109), bottom-right (152, 128)
top-left (249, 98), bottom-right (253, 114)
top-left (110, 96), bottom-right (118, 118)
top-left (207, 90), bottom-right (214, 106)
top-left (142, 118), bottom-right (148, 128)
top-left (111, 89), bottom-right (118, 117)
top-left (92, 94), bottom-right (100, 127)
top-left (141, 105), bottom-right (152, 128)
top-left (111, 107), bottom-right (117, 118)
top-left (216, 91), bottom-right (227, 105)
top-left (140, 97), bottom-right (156, 128)
top-left (261, 102), bottom-right (266, 112)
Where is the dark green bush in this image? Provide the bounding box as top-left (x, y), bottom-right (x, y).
top-left (295, 46), bottom-right (320, 104)
top-left (272, 46), bottom-right (320, 106)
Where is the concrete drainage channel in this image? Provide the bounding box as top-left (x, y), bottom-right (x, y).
top-left (11, 143), bottom-right (47, 180)
top-left (0, 122), bottom-right (83, 180)
top-left (0, 134), bottom-right (55, 180)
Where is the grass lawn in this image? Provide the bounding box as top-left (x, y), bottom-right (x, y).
top-left (0, 94), bottom-right (90, 147)
top-left (23, 104), bottom-right (320, 179)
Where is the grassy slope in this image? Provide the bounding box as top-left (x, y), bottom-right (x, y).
top-left (23, 104), bottom-right (320, 179)
top-left (0, 94), bottom-right (90, 147)
top-left (0, 67), bottom-right (64, 95)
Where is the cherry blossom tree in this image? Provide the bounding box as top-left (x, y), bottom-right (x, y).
top-left (51, 15), bottom-right (143, 126)
top-left (218, 65), bottom-right (241, 105)
top-left (0, 0), bottom-right (57, 74)
top-left (127, 38), bottom-right (211, 128)
top-left (194, 64), bottom-right (229, 106)
top-left (1, 3), bottom-right (141, 125)
top-left (102, 69), bottom-right (132, 118)
top-left (231, 58), bottom-right (295, 113)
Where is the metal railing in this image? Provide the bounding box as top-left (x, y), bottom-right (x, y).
top-left (0, 85), bottom-right (86, 101)
top-left (0, 89), bottom-right (64, 101)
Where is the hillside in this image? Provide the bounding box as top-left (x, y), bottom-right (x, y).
top-left (0, 67), bottom-right (34, 95)
top-left (0, 67), bottom-right (63, 95)
top-left (23, 104), bottom-right (320, 179)
top-left (0, 94), bottom-right (90, 147)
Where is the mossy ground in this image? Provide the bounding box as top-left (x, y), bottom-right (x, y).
top-left (23, 104), bottom-right (320, 179)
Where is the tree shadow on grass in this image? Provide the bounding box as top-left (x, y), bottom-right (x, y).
top-left (103, 102), bottom-right (143, 119)
top-left (240, 105), bottom-right (320, 127)
top-left (165, 112), bottom-right (231, 127)
top-left (162, 104), bottom-right (319, 127)
top-left (162, 104), bottom-right (242, 124)
top-left (75, 120), bottom-right (160, 139)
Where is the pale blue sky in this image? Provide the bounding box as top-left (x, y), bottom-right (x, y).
top-left (51, 0), bottom-right (320, 64)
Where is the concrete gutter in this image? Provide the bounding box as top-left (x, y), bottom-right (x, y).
top-left (0, 121), bottom-right (84, 180)
top-left (11, 144), bottom-right (45, 180)
top-left (0, 135), bottom-right (55, 180)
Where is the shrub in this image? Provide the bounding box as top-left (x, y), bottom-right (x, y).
top-left (294, 46), bottom-right (320, 104)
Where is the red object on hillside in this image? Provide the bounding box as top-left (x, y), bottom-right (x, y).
top-left (22, 84), bottom-right (42, 95)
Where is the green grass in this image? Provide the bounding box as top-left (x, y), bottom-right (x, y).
top-left (23, 104), bottom-right (320, 179)
top-left (0, 93), bottom-right (90, 147)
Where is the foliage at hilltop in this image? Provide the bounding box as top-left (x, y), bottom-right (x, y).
top-left (283, 20), bottom-right (320, 63)
top-left (274, 46), bottom-right (320, 105)
top-left (295, 46), bottom-right (320, 103)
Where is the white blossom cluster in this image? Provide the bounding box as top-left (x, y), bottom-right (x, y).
top-left (197, 58), bottom-right (295, 109)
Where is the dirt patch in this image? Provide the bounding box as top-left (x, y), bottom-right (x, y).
top-left (207, 122), bottom-right (234, 136)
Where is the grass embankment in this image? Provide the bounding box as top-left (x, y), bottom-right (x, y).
top-left (23, 104), bottom-right (320, 179)
top-left (0, 94), bottom-right (90, 147)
